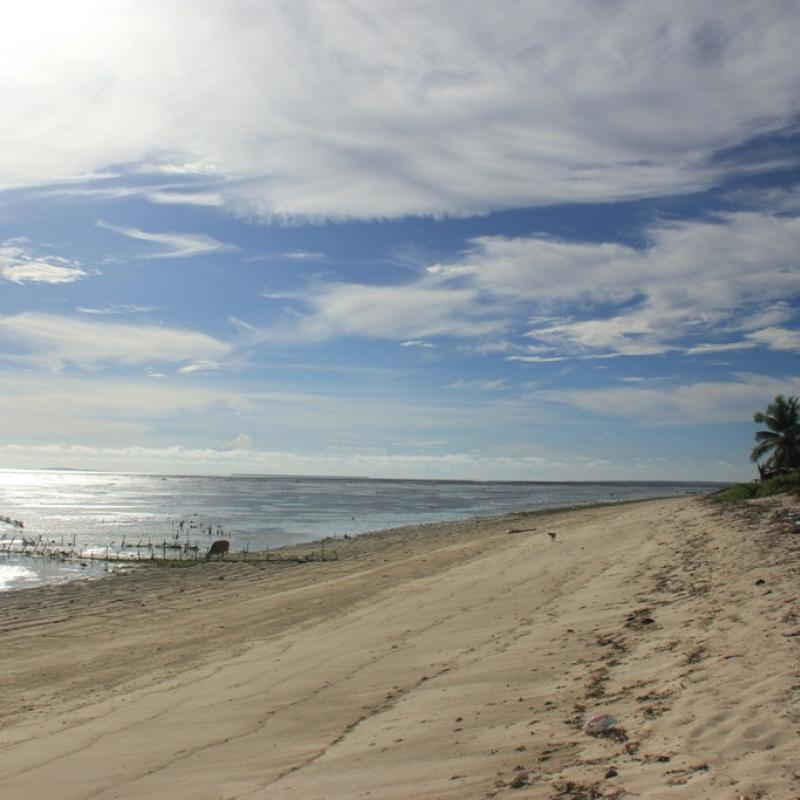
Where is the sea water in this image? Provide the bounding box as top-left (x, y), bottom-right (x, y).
top-left (0, 470), bottom-right (724, 590)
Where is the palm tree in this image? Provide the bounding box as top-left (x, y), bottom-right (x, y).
top-left (750, 394), bottom-right (800, 478)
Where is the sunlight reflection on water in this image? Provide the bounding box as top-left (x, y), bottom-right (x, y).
top-left (0, 555), bottom-right (108, 590)
top-left (0, 470), bottom-right (724, 590)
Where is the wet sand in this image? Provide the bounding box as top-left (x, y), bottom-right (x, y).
top-left (0, 496), bottom-right (798, 799)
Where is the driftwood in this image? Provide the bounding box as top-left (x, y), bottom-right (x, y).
top-left (505, 527), bottom-right (557, 541)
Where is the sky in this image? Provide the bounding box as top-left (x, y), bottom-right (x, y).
top-left (0, 0), bottom-right (799, 481)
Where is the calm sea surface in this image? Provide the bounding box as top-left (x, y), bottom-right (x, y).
top-left (0, 470), bottom-right (724, 590)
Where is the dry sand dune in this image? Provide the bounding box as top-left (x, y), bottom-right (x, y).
top-left (0, 496), bottom-right (798, 799)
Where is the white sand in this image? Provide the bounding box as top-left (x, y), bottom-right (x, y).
top-left (0, 495), bottom-right (798, 799)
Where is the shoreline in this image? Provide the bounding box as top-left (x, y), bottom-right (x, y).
top-left (1, 493), bottom-right (711, 588)
top-left (0, 474), bottom-right (725, 580)
top-left (0, 495), bottom-right (797, 798)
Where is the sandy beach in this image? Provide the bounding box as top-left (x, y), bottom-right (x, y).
top-left (0, 495), bottom-right (798, 799)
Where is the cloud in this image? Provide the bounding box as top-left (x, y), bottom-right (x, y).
top-left (95, 220), bottom-right (233, 259)
top-left (0, 239), bottom-right (86, 284)
top-left (0, 372), bottom-right (247, 442)
top-left (177, 360), bottom-right (222, 374)
top-left (77, 304), bottom-right (156, 315)
top-left (32, 182), bottom-right (225, 207)
top-left (238, 208), bottom-right (800, 354)
top-left (684, 341), bottom-right (757, 355)
top-left (145, 190), bottom-right (224, 207)
top-left (446, 378), bottom-right (508, 391)
top-left (0, 312), bottom-right (231, 371)
top-left (747, 327), bottom-right (800, 353)
top-left (0, 439), bottom-right (560, 479)
top-left (507, 355), bottom-right (569, 363)
top-left (282, 251), bottom-right (325, 261)
top-left (273, 281), bottom-right (505, 342)
top-left (132, 160), bottom-right (219, 176)
top-left (1, 262), bottom-right (86, 284)
top-left (230, 433), bottom-right (253, 450)
top-left (248, 251), bottom-right (327, 263)
top-left (0, 3), bottom-right (798, 218)
top-left (540, 372), bottom-right (800, 424)
top-left (434, 210), bottom-right (800, 358)
top-left (400, 340), bottom-right (436, 349)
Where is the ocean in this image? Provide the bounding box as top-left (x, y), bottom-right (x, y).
top-left (0, 470), bottom-right (724, 590)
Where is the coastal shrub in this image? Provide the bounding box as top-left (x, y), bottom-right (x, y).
top-left (759, 470), bottom-right (800, 496)
top-left (715, 471), bottom-right (800, 502)
top-left (714, 482), bottom-right (759, 502)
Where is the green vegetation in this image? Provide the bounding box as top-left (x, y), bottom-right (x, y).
top-left (714, 470), bottom-right (800, 503)
top-left (750, 394), bottom-right (800, 476)
top-left (714, 396), bottom-right (800, 503)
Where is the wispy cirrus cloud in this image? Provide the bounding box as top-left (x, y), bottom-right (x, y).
top-left (95, 220), bottom-right (233, 259)
top-left (268, 281), bottom-right (505, 342)
top-left (747, 327), bottom-right (800, 353)
top-left (0, 3), bottom-right (798, 219)
top-left (684, 341), bottom-right (757, 356)
top-left (0, 238), bottom-right (86, 284)
top-left (0, 312), bottom-right (231, 372)
top-left (539, 372), bottom-right (800, 425)
top-left (177, 360), bottom-right (222, 374)
top-left (282, 251), bottom-right (325, 261)
top-left (76, 304), bottom-right (157, 316)
top-left (446, 378), bottom-right (508, 391)
top-left (251, 209), bottom-right (800, 358)
top-left (247, 251), bottom-right (326, 263)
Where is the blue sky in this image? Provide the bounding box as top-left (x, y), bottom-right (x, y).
top-left (1, 1), bottom-right (799, 480)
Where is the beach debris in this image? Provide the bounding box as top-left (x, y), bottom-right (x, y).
top-left (755, 578), bottom-right (766, 586)
top-left (585, 714), bottom-right (617, 734)
top-left (551, 779), bottom-right (623, 799)
top-left (684, 644), bottom-right (707, 664)
top-left (642, 753), bottom-right (671, 763)
top-left (642, 703), bottom-right (669, 720)
top-left (509, 770), bottom-right (530, 789)
top-left (604, 767), bottom-right (618, 779)
top-left (595, 634), bottom-right (626, 653)
top-left (585, 714), bottom-right (628, 742)
top-left (586, 668), bottom-right (609, 699)
top-left (625, 608), bottom-right (655, 629)
top-left (548, 532), bottom-right (557, 541)
top-left (665, 763), bottom-right (709, 785)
